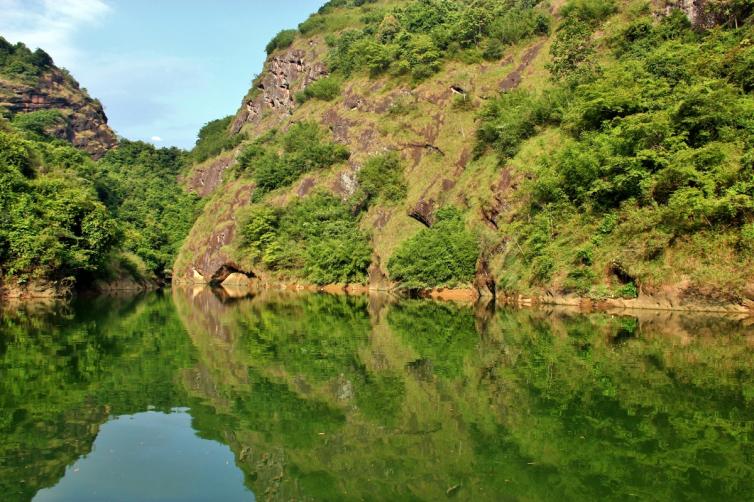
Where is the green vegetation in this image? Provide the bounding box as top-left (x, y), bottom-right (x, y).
top-left (236, 122), bottom-right (349, 198)
top-left (96, 141), bottom-right (203, 277)
top-left (0, 36), bottom-right (53, 83)
top-left (240, 193), bottom-right (371, 284)
top-left (0, 126), bottom-right (118, 282)
top-left (192, 115), bottom-right (244, 163)
top-left (265, 29), bottom-right (298, 55)
top-left (236, 149), bottom-right (409, 284)
top-left (353, 151), bottom-right (406, 206)
top-left (323, 0), bottom-right (551, 81)
top-left (10, 110), bottom-right (66, 139)
top-left (388, 207), bottom-right (478, 288)
top-left (0, 115), bottom-right (201, 287)
top-left (478, 2), bottom-right (754, 298)
top-left (295, 76), bottom-right (343, 103)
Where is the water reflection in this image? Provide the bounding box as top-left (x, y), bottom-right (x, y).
top-left (1, 289), bottom-right (753, 501)
top-left (35, 410), bottom-right (252, 502)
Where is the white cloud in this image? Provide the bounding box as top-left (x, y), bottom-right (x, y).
top-left (0, 0), bottom-right (111, 69)
top-left (150, 136), bottom-right (162, 142)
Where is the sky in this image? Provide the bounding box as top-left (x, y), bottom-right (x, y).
top-left (0, 0), bottom-right (324, 148)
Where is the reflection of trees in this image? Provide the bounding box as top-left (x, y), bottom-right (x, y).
top-left (483, 310), bottom-right (754, 501)
top-left (175, 288), bottom-right (754, 501)
top-left (4, 288), bottom-right (754, 501)
top-left (0, 294), bottom-right (195, 502)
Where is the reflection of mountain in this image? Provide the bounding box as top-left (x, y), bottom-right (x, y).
top-left (0, 294), bottom-right (196, 502)
top-left (173, 287), bottom-right (754, 501)
top-left (3, 291), bottom-right (754, 501)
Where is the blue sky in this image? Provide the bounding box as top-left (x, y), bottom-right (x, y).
top-left (0, 0), bottom-right (324, 148)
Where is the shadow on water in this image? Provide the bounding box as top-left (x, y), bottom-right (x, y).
top-left (1, 287), bottom-right (754, 501)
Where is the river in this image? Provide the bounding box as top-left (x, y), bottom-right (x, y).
top-left (1, 288), bottom-right (753, 501)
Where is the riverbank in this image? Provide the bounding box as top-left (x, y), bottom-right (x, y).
top-left (175, 273), bottom-right (754, 315)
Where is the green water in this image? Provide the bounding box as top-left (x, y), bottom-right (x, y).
top-left (1, 289), bottom-right (754, 501)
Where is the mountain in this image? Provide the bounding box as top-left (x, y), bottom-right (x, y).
top-left (174, 0), bottom-right (754, 311)
top-left (0, 37), bottom-right (117, 158)
top-left (0, 39), bottom-right (200, 298)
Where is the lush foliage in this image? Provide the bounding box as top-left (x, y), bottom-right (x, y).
top-left (96, 141), bottom-right (203, 277)
top-left (10, 110), bottom-right (66, 140)
top-left (324, 0), bottom-right (551, 81)
top-left (237, 122), bottom-right (349, 198)
top-left (353, 151), bottom-right (407, 206)
top-left (295, 76), bottom-right (343, 103)
top-left (240, 193), bottom-right (372, 284)
top-left (476, 89), bottom-right (561, 159)
top-left (481, 4), bottom-right (754, 297)
top-left (0, 117), bottom-right (201, 286)
top-left (388, 207), bottom-right (479, 288)
top-left (265, 29), bottom-right (298, 55)
top-left (0, 127), bottom-right (118, 281)
top-left (0, 36), bottom-right (53, 83)
top-left (191, 115), bottom-right (244, 163)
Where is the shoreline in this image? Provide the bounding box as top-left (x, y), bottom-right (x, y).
top-left (3, 276), bottom-right (752, 316)
top-left (174, 277), bottom-right (754, 316)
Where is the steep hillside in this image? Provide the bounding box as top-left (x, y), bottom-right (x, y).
top-left (0, 39), bottom-right (201, 298)
top-left (0, 37), bottom-right (117, 158)
top-left (175, 0), bottom-right (754, 311)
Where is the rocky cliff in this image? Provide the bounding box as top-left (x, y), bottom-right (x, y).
top-left (174, 0), bottom-right (754, 311)
top-left (0, 43), bottom-right (117, 157)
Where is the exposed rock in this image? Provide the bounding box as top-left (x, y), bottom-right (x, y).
top-left (186, 156), bottom-right (234, 197)
top-left (480, 167), bottom-right (515, 229)
top-left (231, 48), bottom-right (328, 135)
top-left (664, 0), bottom-right (711, 27)
top-left (1, 278), bottom-right (72, 299)
top-left (474, 256), bottom-right (496, 297)
top-left (0, 68), bottom-right (117, 157)
top-left (331, 166), bottom-right (359, 199)
top-left (368, 254), bottom-right (390, 290)
top-left (500, 41), bottom-right (545, 92)
top-left (400, 142), bottom-right (445, 157)
top-left (332, 376), bottom-right (354, 401)
top-left (296, 177), bottom-right (317, 197)
top-left (177, 183), bottom-right (254, 283)
top-left (322, 108), bottom-right (353, 142)
top-left (408, 197), bottom-right (437, 227)
top-left (221, 272), bottom-right (252, 289)
top-left (372, 209), bottom-right (392, 230)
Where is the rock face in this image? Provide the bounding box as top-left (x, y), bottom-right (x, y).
top-left (0, 68), bottom-right (117, 157)
top-left (1, 278), bottom-right (72, 299)
top-left (230, 47), bottom-right (327, 135)
top-left (185, 155), bottom-right (234, 197)
top-left (665, 0), bottom-right (720, 28)
top-left (175, 181), bottom-right (256, 284)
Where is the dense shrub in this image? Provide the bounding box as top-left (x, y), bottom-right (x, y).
top-left (354, 151), bottom-right (407, 206)
top-left (485, 8), bottom-right (754, 295)
top-left (0, 128), bottom-right (119, 280)
top-left (265, 29), bottom-right (297, 55)
top-left (238, 122), bottom-right (349, 197)
top-left (476, 89), bottom-right (562, 159)
top-left (240, 193), bottom-right (372, 284)
top-left (324, 0), bottom-right (552, 81)
top-left (96, 140), bottom-right (203, 277)
top-left (560, 0), bottom-right (617, 23)
top-left (388, 207), bottom-right (479, 288)
top-left (191, 116), bottom-right (244, 163)
top-left (10, 110), bottom-right (66, 140)
top-left (296, 76), bottom-right (343, 103)
top-left (0, 37), bottom-right (53, 82)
